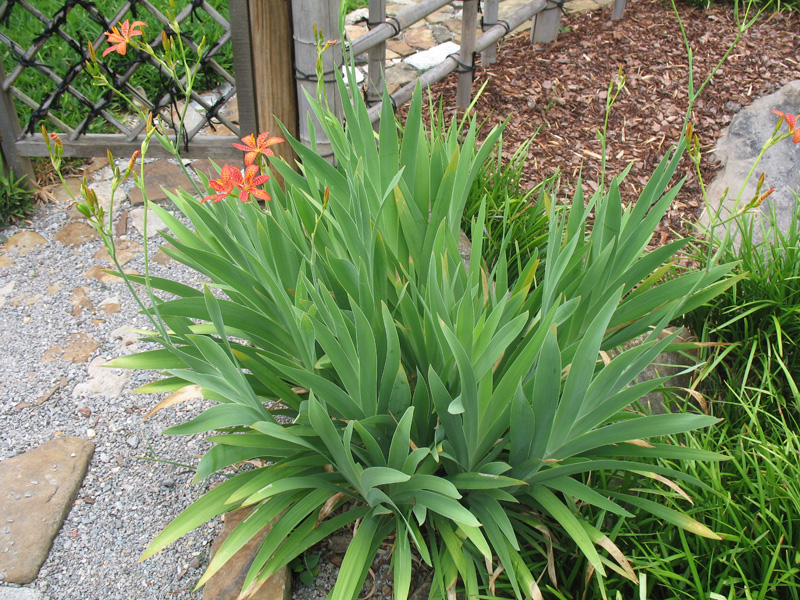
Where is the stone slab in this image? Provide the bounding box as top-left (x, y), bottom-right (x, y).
top-left (2, 232), bottom-right (47, 256)
top-left (129, 207), bottom-right (168, 239)
top-left (128, 160), bottom-right (188, 205)
top-left (53, 222), bottom-right (100, 247)
top-left (204, 508), bottom-right (291, 600)
top-left (48, 178), bottom-right (83, 204)
top-left (703, 80), bottom-right (800, 244)
top-left (0, 587), bottom-right (44, 600)
top-left (404, 42), bottom-right (460, 72)
top-left (0, 437), bottom-right (94, 584)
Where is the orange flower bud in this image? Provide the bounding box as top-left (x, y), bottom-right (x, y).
top-left (753, 187), bottom-right (774, 208)
top-left (126, 150), bottom-right (140, 173)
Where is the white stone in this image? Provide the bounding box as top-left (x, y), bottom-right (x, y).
top-left (88, 180), bottom-right (128, 214)
top-left (345, 7), bottom-right (369, 25)
top-left (342, 66), bottom-right (365, 86)
top-left (703, 80), bottom-right (800, 245)
top-left (129, 207), bottom-right (167, 239)
top-left (110, 325), bottom-right (140, 348)
top-left (71, 357), bottom-right (131, 399)
top-left (0, 588), bottom-right (44, 600)
top-left (403, 41), bottom-right (460, 72)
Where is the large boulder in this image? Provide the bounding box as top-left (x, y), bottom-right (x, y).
top-left (702, 80), bottom-right (800, 242)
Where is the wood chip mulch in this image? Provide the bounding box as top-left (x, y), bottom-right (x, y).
top-left (406, 0), bottom-right (800, 246)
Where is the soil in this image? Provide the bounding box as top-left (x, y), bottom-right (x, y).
top-left (402, 0), bottom-right (800, 248)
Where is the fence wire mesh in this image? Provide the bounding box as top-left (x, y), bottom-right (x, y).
top-left (0, 0), bottom-right (238, 150)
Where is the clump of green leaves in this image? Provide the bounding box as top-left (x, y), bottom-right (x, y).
top-left (291, 552), bottom-right (321, 586)
top-left (109, 74), bottom-right (738, 600)
top-left (464, 137), bottom-right (554, 284)
top-left (0, 154), bottom-right (35, 226)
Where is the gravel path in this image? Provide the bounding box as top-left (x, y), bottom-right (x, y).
top-left (0, 161), bottom-right (223, 599)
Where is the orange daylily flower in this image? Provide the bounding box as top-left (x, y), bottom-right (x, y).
top-left (102, 20), bottom-right (147, 57)
top-left (772, 110), bottom-right (800, 144)
top-left (233, 132), bottom-right (283, 166)
top-left (201, 164), bottom-right (271, 203)
top-left (201, 165), bottom-right (242, 203)
top-left (237, 164), bottom-right (271, 202)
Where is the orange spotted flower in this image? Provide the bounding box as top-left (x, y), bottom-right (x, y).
top-left (201, 165), bottom-right (242, 203)
top-left (102, 20), bottom-right (147, 57)
top-left (772, 110), bottom-right (800, 144)
top-left (233, 132), bottom-right (283, 166)
top-left (237, 164), bottom-right (271, 202)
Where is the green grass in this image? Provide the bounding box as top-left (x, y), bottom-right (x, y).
top-left (341, 0), bottom-right (369, 14)
top-left (0, 0), bottom-right (232, 134)
top-left (682, 197), bottom-right (800, 420)
top-left (607, 381), bottom-right (800, 600)
top-left (0, 153), bottom-right (36, 225)
top-left (463, 137), bottom-right (556, 284)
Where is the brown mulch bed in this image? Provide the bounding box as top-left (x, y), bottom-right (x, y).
top-left (408, 0), bottom-right (800, 246)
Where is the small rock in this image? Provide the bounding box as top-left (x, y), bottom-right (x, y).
top-left (61, 333), bottom-right (101, 363)
top-left (93, 239), bottom-right (140, 268)
top-left (151, 248), bottom-right (173, 265)
top-left (98, 297), bottom-right (121, 316)
top-left (71, 356), bottom-right (131, 399)
top-left (126, 435), bottom-right (139, 449)
top-left (0, 586), bottom-right (45, 600)
top-left (345, 24), bottom-right (368, 41)
top-left (86, 429), bottom-right (96, 439)
top-left (54, 222), bottom-right (100, 247)
top-left (78, 407), bottom-right (92, 418)
top-left (327, 534), bottom-right (352, 554)
top-left (2, 231), bottom-right (48, 255)
top-left (70, 287), bottom-right (94, 317)
top-left (162, 478), bottom-right (175, 488)
top-left (345, 7), bottom-right (369, 25)
top-left (111, 325), bottom-right (139, 347)
top-left (83, 265), bottom-right (138, 284)
top-left (386, 39), bottom-right (415, 57)
top-left (404, 41), bottom-right (460, 72)
top-left (129, 207), bottom-right (168, 238)
top-left (127, 160), bottom-right (188, 205)
top-left (725, 100), bottom-right (742, 113)
top-left (404, 27), bottom-right (436, 50)
top-left (0, 437), bottom-right (94, 584)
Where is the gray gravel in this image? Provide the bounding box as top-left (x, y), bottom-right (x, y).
top-left (0, 162), bottom-right (222, 599)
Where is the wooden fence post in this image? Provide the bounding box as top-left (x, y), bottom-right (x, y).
top-left (480, 0), bottom-right (499, 66)
top-left (291, 0), bottom-right (343, 161)
top-left (0, 62), bottom-right (36, 189)
top-left (455, 0), bottom-right (479, 110)
top-left (366, 0), bottom-right (387, 106)
top-left (531, 1), bottom-right (561, 44)
top-left (233, 0), bottom-right (298, 170)
top-left (612, 0), bottom-right (627, 21)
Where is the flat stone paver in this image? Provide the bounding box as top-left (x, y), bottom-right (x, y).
top-left (0, 587), bottom-right (44, 600)
top-left (0, 437), bottom-right (94, 584)
top-left (127, 159), bottom-right (188, 205)
top-left (203, 508), bottom-right (291, 600)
